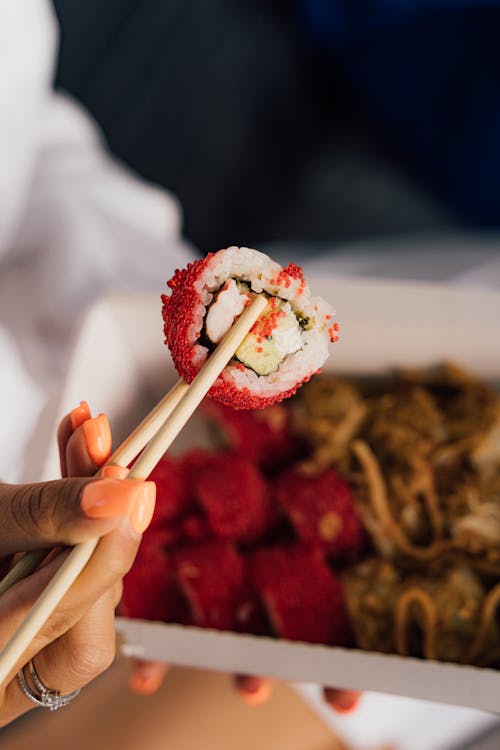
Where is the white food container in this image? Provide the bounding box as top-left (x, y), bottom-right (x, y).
top-left (38, 276), bottom-right (500, 747)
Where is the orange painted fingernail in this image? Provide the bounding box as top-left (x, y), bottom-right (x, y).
top-left (128, 673), bottom-right (157, 695)
top-left (323, 688), bottom-right (361, 714)
top-left (129, 481), bottom-right (156, 534)
top-left (82, 414), bottom-right (112, 465)
top-left (235, 676), bottom-right (273, 706)
top-left (128, 670), bottom-right (165, 696)
top-left (81, 478), bottom-right (146, 519)
top-left (70, 401), bottom-right (91, 431)
top-left (101, 465), bottom-right (129, 479)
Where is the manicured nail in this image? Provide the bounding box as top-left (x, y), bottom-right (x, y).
top-left (81, 478), bottom-right (146, 519)
top-left (101, 465), bottom-right (129, 479)
top-left (235, 676), bottom-right (273, 705)
top-left (82, 414), bottom-right (112, 465)
top-left (129, 481), bottom-right (156, 534)
top-left (128, 673), bottom-right (158, 695)
top-left (323, 688), bottom-right (361, 714)
top-left (128, 667), bottom-right (166, 696)
top-left (70, 401), bottom-right (91, 431)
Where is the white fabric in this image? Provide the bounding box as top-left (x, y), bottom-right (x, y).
top-left (0, 0), bottom-right (192, 481)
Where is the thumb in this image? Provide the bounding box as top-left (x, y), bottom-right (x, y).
top-left (0, 477), bottom-right (154, 556)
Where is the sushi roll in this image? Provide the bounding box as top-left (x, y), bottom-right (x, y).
top-left (162, 246), bottom-right (338, 409)
top-left (248, 544), bottom-right (350, 645)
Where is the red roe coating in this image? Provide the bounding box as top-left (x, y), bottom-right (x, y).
top-left (162, 255), bottom-right (213, 385)
top-left (181, 513), bottom-right (210, 542)
top-left (207, 370), bottom-right (320, 411)
top-left (193, 452), bottom-right (277, 543)
top-left (250, 298), bottom-right (285, 341)
top-left (203, 400), bottom-right (304, 473)
top-left (248, 544), bottom-right (350, 645)
top-left (268, 263), bottom-right (305, 293)
top-left (172, 540), bottom-right (254, 631)
top-left (273, 468), bottom-right (365, 559)
top-left (121, 528), bottom-right (188, 623)
top-left (161, 255), bottom-right (326, 410)
top-left (148, 456), bottom-right (193, 527)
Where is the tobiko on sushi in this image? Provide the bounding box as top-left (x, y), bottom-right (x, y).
top-left (162, 246), bottom-right (338, 409)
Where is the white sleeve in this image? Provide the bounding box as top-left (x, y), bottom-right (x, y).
top-left (0, 328), bottom-right (44, 482)
top-left (8, 90), bottom-right (194, 350)
top-left (0, 0), bottom-right (193, 480)
top-left (0, 0), bottom-right (56, 256)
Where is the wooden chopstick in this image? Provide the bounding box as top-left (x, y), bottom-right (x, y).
top-left (0, 550), bottom-right (48, 598)
top-left (127, 295), bottom-right (268, 480)
top-left (106, 378), bottom-right (189, 470)
top-left (0, 295), bottom-right (267, 686)
top-left (0, 379), bottom-right (189, 597)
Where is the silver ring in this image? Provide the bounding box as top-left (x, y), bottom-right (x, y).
top-left (17, 660), bottom-right (80, 711)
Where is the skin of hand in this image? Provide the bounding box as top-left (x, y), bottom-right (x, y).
top-left (0, 406), bottom-right (155, 727)
top-left (60, 403), bottom-right (361, 713)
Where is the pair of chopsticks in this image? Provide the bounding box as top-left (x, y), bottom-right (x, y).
top-left (0, 295), bottom-right (268, 686)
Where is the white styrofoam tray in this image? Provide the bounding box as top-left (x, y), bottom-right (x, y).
top-left (39, 276), bottom-right (500, 747)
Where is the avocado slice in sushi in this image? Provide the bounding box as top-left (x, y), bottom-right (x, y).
top-left (235, 300), bottom-right (303, 376)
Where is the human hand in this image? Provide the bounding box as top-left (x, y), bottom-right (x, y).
top-left (0, 403), bottom-right (155, 727)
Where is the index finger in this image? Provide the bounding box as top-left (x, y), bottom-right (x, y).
top-left (58, 402), bottom-right (91, 477)
top-left (0, 477), bottom-right (152, 556)
top-left (58, 404), bottom-right (112, 478)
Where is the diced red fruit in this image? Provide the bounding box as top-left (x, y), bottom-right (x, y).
top-left (148, 456), bottom-right (193, 527)
top-left (273, 467), bottom-right (365, 559)
top-left (173, 541), bottom-right (252, 631)
top-left (248, 544), bottom-right (350, 645)
top-left (203, 401), bottom-right (304, 473)
top-left (193, 452), bottom-right (277, 543)
top-left (121, 529), bottom-right (188, 623)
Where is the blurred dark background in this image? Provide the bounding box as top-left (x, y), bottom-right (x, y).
top-left (52, 0), bottom-right (500, 252)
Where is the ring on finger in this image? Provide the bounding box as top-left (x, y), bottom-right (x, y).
top-left (17, 659), bottom-right (80, 711)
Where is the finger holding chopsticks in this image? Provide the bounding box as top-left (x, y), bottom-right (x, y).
top-left (0, 381), bottom-right (189, 598)
top-left (0, 466), bottom-right (154, 725)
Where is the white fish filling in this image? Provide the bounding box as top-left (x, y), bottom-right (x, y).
top-left (271, 303), bottom-right (303, 359)
top-left (187, 246), bottom-right (335, 395)
top-left (205, 279), bottom-right (304, 376)
top-left (235, 306), bottom-right (303, 376)
top-left (205, 279), bottom-right (249, 344)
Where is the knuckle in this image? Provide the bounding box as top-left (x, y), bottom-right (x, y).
top-left (68, 642), bottom-right (115, 683)
top-left (106, 550), bottom-right (135, 581)
top-left (113, 580), bottom-right (124, 608)
top-left (9, 485), bottom-right (38, 537)
top-left (11, 478), bottom-right (82, 544)
top-left (11, 482), bottom-right (59, 540)
top-left (0, 689), bottom-right (7, 726)
top-left (35, 609), bottom-right (75, 650)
